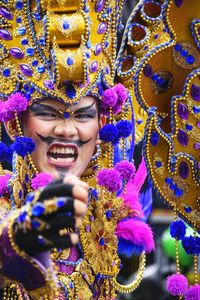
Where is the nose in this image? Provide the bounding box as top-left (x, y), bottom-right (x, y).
top-left (53, 118), bottom-right (78, 139)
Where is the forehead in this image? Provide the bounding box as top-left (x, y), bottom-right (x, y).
top-left (37, 96), bottom-right (97, 111)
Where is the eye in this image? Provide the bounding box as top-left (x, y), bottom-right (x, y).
top-left (74, 112), bottom-right (96, 120)
top-left (34, 111), bottom-right (60, 120)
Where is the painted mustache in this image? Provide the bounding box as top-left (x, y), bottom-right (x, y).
top-left (36, 133), bottom-right (92, 147)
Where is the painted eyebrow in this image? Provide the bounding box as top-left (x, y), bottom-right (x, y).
top-left (73, 101), bottom-right (96, 114)
top-left (30, 103), bottom-right (63, 114)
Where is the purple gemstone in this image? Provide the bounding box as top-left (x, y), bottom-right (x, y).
top-left (20, 64), bottom-right (33, 77)
top-left (97, 22), bottom-right (107, 34)
top-left (85, 225), bottom-right (90, 232)
top-left (90, 60), bottom-right (98, 73)
top-left (43, 80), bottom-right (54, 90)
top-left (194, 142), bottom-right (200, 150)
top-left (179, 161), bottom-right (189, 179)
top-left (198, 162), bottom-right (200, 170)
top-left (10, 47), bottom-right (24, 59)
top-left (190, 84), bottom-right (200, 102)
top-left (94, 43), bottom-right (102, 56)
top-left (174, 0), bottom-right (184, 7)
top-left (0, 29), bottom-right (12, 40)
top-left (177, 129), bottom-right (188, 146)
top-left (196, 120), bottom-right (200, 128)
top-left (0, 7), bottom-right (13, 20)
top-left (95, 0), bottom-right (105, 12)
top-left (143, 64), bottom-right (153, 77)
top-left (177, 103), bottom-right (189, 120)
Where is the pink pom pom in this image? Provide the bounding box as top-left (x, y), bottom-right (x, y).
top-left (185, 284), bottom-right (200, 300)
top-left (113, 83), bottom-right (128, 105)
top-left (102, 88), bottom-right (118, 108)
top-left (97, 168), bottom-right (121, 192)
top-left (0, 174), bottom-right (11, 194)
top-left (31, 172), bottom-right (53, 190)
top-left (115, 160), bottom-right (135, 181)
top-left (0, 92), bottom-right (28, 121)
top-left (116, 219), bottom-right (155, 253)
top-left (166, 274), bottom-right (188, 296)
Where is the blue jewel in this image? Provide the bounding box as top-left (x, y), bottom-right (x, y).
top-left (143, 45), bottom-right (148, 51)
top-left (169, 182), bottom-right (177, 191)
top-left (32, 59), bottom-right (38, 67)
top-left (155, 160), bottom-right (162, 168)
top-left (63, 20), bottom-right (69, 30)
top-left (17, 26), bottom-right (26, 35)
top-left (18, 211), bottom-right (27, 223)
top-left (193, 106), bottom-right (200, 114)
top-left (152, 73), bottom-right (159, 81)
top-left (39, 37), bottom-right (45, 46)
top-left (37, 64), bottom-right (45, 73)
top-left (104, 41), bottom-right (109, 48)
top-left (33, 12), bottom-right (42, 21)
top-left (69, 281), bottom-right (74, 289)
top-left (16, 16), bottom-right (22, 23)
top-left (185, 124), bottom-right (193, 131)
top-left (31, 219), bottom-right (41, 229)
top-left (174, 188), bottom-right (183, 197)
top-left (185, 55), bottom-right (195, 64)
top-left (57, 197), bottom-right (66, 208)
top-left (3, 68), bottom-right (10, 77)
top-left (64, 112), bottom-right (70, 119)
top-left (21, 38), bottom-right (28, 45)
top-left (137, 119), bottom-right (143, 124)
top-left (106, 210), bottom-right (112, 219)
top-left (66, 83), bottom-right (76, 99)
top-left (26, 48), bottom-right (35, 56)
top-left (16, 0), bottom-right (23, 10)
top-left (165, 177), bottom-right (173, 184)
top-left (154, 34), bottom-right (159, 39)
top-left (86, 40), bottom-right (91, 49)
top-left (66, 57), bottom-right (74, 66)
top-left (184, 206), bottom-right (192, 213)
top-left (32, 203), bottom-right (45, 217)
top-left (180, 49), bottom-right (188, 57)
top-left (86, 52), bottom-right (90, 58)
top-left (174, 43), bottom-right (182, 51)
top-left (99, 237), bottom-right (105, 246)
top-left (18, 190), bottom-right (23, 198)
top-left (150, 131), bottom-right (159, 146)
top-left (25, 173), bottom-right (29, 183)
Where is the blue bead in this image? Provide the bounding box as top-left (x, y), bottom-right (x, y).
top-left (57, 197), bottom-right (66, 208)
top-left (137, 119), bottom-right (143, 124)
top-left (69, 281), bottom-right (74, 289)
top-left (150, 131), bottom-right (159, 146)
top-left (18, 211), bottom-right (27, 223)
top-left (154, 34), bottom-right (159, 39)
top-left (26, 193), bottom-right (35, 203)
top-left (185, 55), bottom-right (195, 64)
top-left (66, 57), bottom-right (74, 66)
top-left (39, 37), bottom-right (45, 46)
top-left (169, 182), bottom-right (177, 191)
top-left (32, 203), bottom-right (45, 217)
top-left (16, 1), bottom-right (23, 10)
top-left (3, 68), bottom-right (10, 77)
top-left (185, 124), bottom-right (193, 131)
top-left (193, 106), bottom-right (200, 114)
top-left (99, 237), bottom-right (105, 246)
top-left (180, 49), bottom-right (188, 57)
top-left (155, 160), bottom-right (162, 168)
top-left (26, 48), bottom-right (35, 56)
top-left (64, 112), bottom-right (70, 119)
top-left (86, 40), bottom-right (91, 49)
top-left (152, 74), bottom-right (159, 81)
top-left (33, 12), bottom-right (42, 20)
top-left (18, 26), bottom-right (26, 35)
top-left (174, 43), bottom-right (182, 51)
top-left (86, 52), bottom-right (90, 58)
top-left (31, 219), bottom-right (41, 229)
top-left (165, 177), bottom-right (173, 184)
top-left (16, 16), bottom-right (22, 23)
top-left (63, 21), bottom-right (69, 30)
top-left (37, 64), bottom-right (45, 73)
top-left (18, 190), bottom-right (23, 198)
top-left (184, 206), bottom-right (192, 213)
top-left (106, 210), bottom-right (112, 219)
top-left (174, 188), bottom-right (183, 197)
top-left (21, 38), bottom-right (28, 45)
top-left (32, 59), bottom-right (38, 67)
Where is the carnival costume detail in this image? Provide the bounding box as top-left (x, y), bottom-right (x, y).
top-left (0, 0), bottom-right (198, 299)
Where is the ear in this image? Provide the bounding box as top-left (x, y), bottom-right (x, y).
top-left (4, 119), bottom-right (17, 141)
top-left (99, 115), bottom-right (106, 129)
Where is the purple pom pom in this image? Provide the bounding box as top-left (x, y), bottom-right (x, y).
top-left (0, 92), bottom-right (28, 121)
top-left (113, 83), bottom-right (128, 105)
top-left (0, 174), bottom-right (11, 195)
top-left (116, 120), bottom-right (132, 138)
top-left (102, 88), bottom-right (118, 108)
top-left (31, 172), bottom-right (53, 190)
top-left (99, 124), bottom-right (119, 144)
top-left (167, 274), bottom-right (188, 296)
top-left (12, 136), bottom-right (35, 158)
top-left (97, 168), bottom-right (121, 192)
top-left (185, 284), bottom-right (200, 300)
top-left (115, 160), bottom-right (135, 181)
top-left (170, 220), bottom-right (186, 240)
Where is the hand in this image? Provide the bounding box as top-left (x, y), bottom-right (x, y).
top-left (15, 174), bottom-right (88, 255)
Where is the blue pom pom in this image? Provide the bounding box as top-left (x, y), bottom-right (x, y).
top-left (99, 124), bottom-right (119, 144)
top-left (170, 220), bottom-right (186, 240)
top-left (116, 120), bottom-right (132, 138)
top-left (5, 145), bottom-right (13, 163)
top-left (0, 142), bottom-right (7, 161)
top-left (118, 238), bottom-right (143, 257)
top-left (182, 236), bottom-right (199, 255)
top-left (12, 136), bottom-right (35, 157)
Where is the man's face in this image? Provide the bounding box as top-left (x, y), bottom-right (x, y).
top-left (22, 96), bottom-right (100, 178)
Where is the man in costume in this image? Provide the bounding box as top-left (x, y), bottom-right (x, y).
top-left (0, 0), bottom-right (199, 300)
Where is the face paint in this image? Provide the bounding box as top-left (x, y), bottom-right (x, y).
top-left (22, 96), bottom-right (100, 179)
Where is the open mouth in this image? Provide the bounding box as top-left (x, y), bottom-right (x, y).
top-left (47, 143), bottom-right (78, 166)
